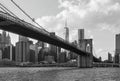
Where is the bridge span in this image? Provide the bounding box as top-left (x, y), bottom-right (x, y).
top-left (0, 11), bottom-right (93, 68)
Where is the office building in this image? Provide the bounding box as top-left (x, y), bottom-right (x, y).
top-left (78, 29), bottom-right (85, 49)
top-left (15, 35), bottom-right (30, 62)
top-left (0, 31), bottom-right (11, 49)
top-left (78, 29), bottom-right (84, 41)
top-left (64, 27), bottom-right (69, 42)
top-left (115, 34), bottom-right (120, 63)
top-left (108, 52), bottom-right (112, 62)
top-left (3, 45), bottom-right (15, 61)
top-left (64, 26), bottom-right (70, 59)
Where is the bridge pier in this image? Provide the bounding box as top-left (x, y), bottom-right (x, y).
top-left (77, 55), bottom-right (92, 68)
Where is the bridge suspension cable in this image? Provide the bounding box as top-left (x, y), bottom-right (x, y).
top-left (11, 0), bottom-right (48, 33)
top-left (0, 6), bottom-right (9, 14)
top-left (0, 0), bottom-right (73, 47)
top-left (0, 3), bottom-right (19, 18)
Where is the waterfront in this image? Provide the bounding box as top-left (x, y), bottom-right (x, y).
top-left (0, 67), bottom-right (119, 81)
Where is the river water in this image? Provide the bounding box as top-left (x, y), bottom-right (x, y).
top-left (0, 67), bottom-right (119, 81)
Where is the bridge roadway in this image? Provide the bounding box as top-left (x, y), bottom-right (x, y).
top-left (0, 11), bottom-right (90, 57)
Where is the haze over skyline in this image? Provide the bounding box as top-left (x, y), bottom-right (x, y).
top-left (0, 0), bottom-right (120, 60)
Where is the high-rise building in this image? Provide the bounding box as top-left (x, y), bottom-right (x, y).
top-left (64, 25), bottom-right (70, 59)
top-left (15, 36), bottom-right (30, 62)
top-left (78, 29), bottom-right (85, 50)
top-left (57, 47), bottom-right (61, 63)
top-left (29, 43), bottom-right (36, 63)
top-left (78, 29), bottom-right (84, 41)
top-left (64, 27), bottom-right (69, 42)
top-left (0, 31), bottom-right (11, 49)
top-left (108, 52), bottom-right (112, 62)
top-left (64, 19), bottom-right (69, 42)
top-left (115, 34), bottom-right (120, 63)
top-left (3, 45), bottom-right (15, 61)
top-left (0, 31), bottom-right (13, 60)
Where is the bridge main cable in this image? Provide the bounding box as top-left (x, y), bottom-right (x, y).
top-left (11, 0), bottom-right (48, 33)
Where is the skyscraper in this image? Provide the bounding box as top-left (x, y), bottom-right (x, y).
top-left (15, 35), bottom-right (30, 62)
top-left (3, 45), bottom-right (15, 61)
top-left (78, 29), bottom-right (84, 41)
top-left (78, 29), bottom-right (85, 49)
top-left (64, 27), bottom-right (69, 42)
top-left (108, 52), bottom-right (112, 62)
top-left (115, 34), bottom-right (120, 63)
top-left (64, 19), bottom-right (69, 42)
top-left (0, 31), bottom-right (11, 49)
top-left (64, 22), bottom-right (70, 60)
top-left (49, 32), bottom-right (57, 62)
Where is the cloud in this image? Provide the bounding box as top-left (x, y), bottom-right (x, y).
top-left (35, 0), bottom-right (120, 60)
top-left (97, 23), bottom-right (120, 34)
top-left (95, 48), bottom-right (109, 60)
top-left (36, 0), bottom-right (120, 33)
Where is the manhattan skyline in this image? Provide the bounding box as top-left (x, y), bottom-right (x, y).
top-left (0, 0), bottom-right (120, 60)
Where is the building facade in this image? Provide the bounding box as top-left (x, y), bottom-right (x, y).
top-left (78, 29), bottom-right (84, 42)
top-left (0, 31), bottom-right (11, 49)
top-left (3, 45), bottom-right (15, 61)
top-left (115, 34), bottom-right (120, 63)
top-left (108, 52), bottom-right (112, 62)
top-left (15, 36), bottom-right (30, 62)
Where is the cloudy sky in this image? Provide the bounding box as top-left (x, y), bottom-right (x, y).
top-left (0, 0), bottom-right (120, 60)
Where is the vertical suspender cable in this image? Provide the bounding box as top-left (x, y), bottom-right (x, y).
top-left (0, 3), bottom-right (19, 18)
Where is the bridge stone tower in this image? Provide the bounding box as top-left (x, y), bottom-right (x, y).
top-left (77, 29), bottom-right (93, 68)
